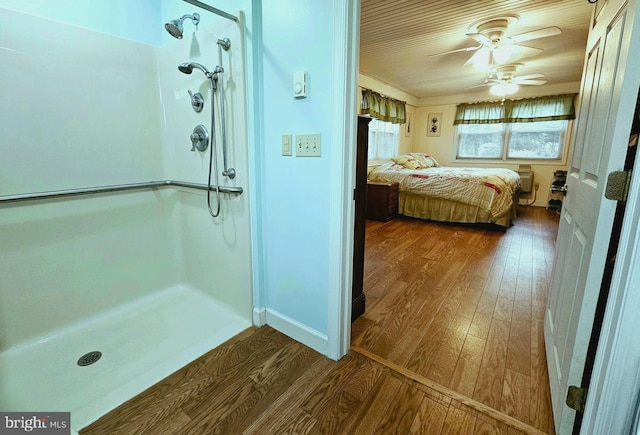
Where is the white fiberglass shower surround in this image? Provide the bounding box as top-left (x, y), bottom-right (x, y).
top-left (0, 4), bottom-right (252, 432)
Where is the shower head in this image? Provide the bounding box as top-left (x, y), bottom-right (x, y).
top-left (165, 13), bottom-right (200, 39)
top-left (178, 62), bottom-right (214, 78)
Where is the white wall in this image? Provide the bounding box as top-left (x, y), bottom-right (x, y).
top-left (0, 0), bottom-right (250, 46)
top-left (0, 191), bottom-right (180, 348)
top-left (257, 0), bottom-right (349, 345)
top-left (255, 0), bottom-right (358, 357)
top-left (0, 6), bottom-right (164, 194)
top-left (0, 0), bottom-right (162, 45)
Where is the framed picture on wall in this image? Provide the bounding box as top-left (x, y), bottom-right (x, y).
top-left (405, 113), bottom-right (413, 137)
top-left (427, 113), bottom-right (442, 137)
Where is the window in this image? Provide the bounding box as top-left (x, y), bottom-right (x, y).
top-left (457, 123), bottom-right (504, 159)
top-left (454, 94), bottom-right (576, 161)
top-left (360, 88), bottom-right (405, 161)
top-left (508, 120), bottom-right (567, 159)
top-left (457, 120), bottom-right (568, 160)
top-left (368, 117), bottom-right (400, 160)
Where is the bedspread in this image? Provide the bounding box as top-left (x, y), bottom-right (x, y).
top-left (368, 162), bottom-right (521, 221)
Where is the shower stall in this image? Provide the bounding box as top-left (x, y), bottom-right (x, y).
top-left (0, 4), bottom-right (252, 432)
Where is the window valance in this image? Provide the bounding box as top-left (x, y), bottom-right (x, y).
top-left (454, 93), bottom-right (577, 125)
top-left (361, 88), bottom-right (406, 124)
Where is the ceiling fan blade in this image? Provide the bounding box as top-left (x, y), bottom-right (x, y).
top-left (465, 32), bottom-right (492, 44)
top-left (513, 79), bottom-right (548, 85)
top-left (515, 73), bottom-right (545, 81)
top-left (465, 82), bottom-right (492, 89)
top-left (507, 44), bottom-right (544, 54)
top-left (429, 45), bottom-right (482, 57)
top-left (509, 26), bottom-right (562, 43)
top-left (464, 47), bottom-right (490, 67)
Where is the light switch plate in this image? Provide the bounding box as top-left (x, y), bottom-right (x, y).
top-left (282, 134), bottom-right (292, 156)
top-left (296, 134), bottom-right (321, 157)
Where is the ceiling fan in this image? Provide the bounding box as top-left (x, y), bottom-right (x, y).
top-left (470, 64), bottom-right (548, 96)
top-left (431, 15), bottom-right (562, 68)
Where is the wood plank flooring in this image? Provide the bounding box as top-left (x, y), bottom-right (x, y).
top-left (82, 206), bottom-right (558, 434)
top-left (83, 326), bottom-right (542, 435)
top-left (353, 206), bottom-right (559, 433)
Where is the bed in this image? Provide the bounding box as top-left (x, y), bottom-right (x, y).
top-left (368, 153), bottom-right (521, 228)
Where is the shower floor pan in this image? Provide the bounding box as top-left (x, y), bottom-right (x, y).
top-left (0, 285), bottom-right (251, 432)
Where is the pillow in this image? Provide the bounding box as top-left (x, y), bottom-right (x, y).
top-left (391, 154), bottom-right (425, 170)
top-left (408, 152), bottom-right (440, 168)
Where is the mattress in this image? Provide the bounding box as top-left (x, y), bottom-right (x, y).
top-left (368, 161), bottom-right (521, 227)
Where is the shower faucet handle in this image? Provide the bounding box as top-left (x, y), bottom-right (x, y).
top-left (188, 90), bottom-right (204, 113)
top-left (190, 124), bottom-right (209, 152)
top-left (190, 132), bottom-right (202, 151)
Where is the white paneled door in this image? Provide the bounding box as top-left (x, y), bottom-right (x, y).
top-left (545, 0), bottom-right (638, 434)
top-left (544, 0), bottom-right (640, 433)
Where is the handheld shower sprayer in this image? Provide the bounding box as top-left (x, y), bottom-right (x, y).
top-left (178, 62), bottom-right (217, 82)
top-left (165, 13), bottom-right (200, 39)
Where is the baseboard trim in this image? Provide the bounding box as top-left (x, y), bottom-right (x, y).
top-left (264, 308), bottom-right (328, 356)
top-left (253, 307), bottom-right (267, 326)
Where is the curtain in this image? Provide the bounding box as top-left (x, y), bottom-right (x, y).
top-left (454, 93), bottom-right (577, 124)
top-left (506, 94), bottom-right (577, 122)
top-left (361, 88), bottom-right (407, 124)
top-left (452, 101), bottom-right (505, 124)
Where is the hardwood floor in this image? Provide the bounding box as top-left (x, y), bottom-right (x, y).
top-left (83, 326), bottom-right (542, 435)
top-left (83, 206), bottom-right (558, 434)
top-left (353, 205), bottom-right (559, 433)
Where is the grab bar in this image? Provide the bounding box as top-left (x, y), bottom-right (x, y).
top-left (0, 180), bottom-right (243, 203)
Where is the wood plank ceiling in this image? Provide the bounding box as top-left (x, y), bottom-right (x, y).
top-left (359, 0), bottom-right (594, 100)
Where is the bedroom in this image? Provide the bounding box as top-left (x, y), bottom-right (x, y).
top-left (357, 1), bottom-right (592, 215)
top-left (352, 0), bottom-right (596, 433)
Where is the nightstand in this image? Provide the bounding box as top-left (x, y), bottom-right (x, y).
top-left (366, 182), bottom-right (399, 221)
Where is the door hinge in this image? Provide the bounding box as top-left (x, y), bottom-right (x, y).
top-left (605, 170), bottom-right (632, 202)
top-left (566, 385), bottom-right (588, 412)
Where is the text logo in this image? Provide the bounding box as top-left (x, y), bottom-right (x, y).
top-left (1, 413), bottom-right (70, 435)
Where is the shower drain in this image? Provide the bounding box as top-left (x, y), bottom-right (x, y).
top-left (77, 351), bottom-right (102, 367)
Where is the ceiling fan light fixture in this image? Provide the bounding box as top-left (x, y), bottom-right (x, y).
top-left (493, 45), bottom-right (515, 64)
top-left (469, 46), bottom-right (513, 71)
top-left (471, 48), bottom-right (492, 69)
top-left (490, 82), bottom-right (519, 96)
